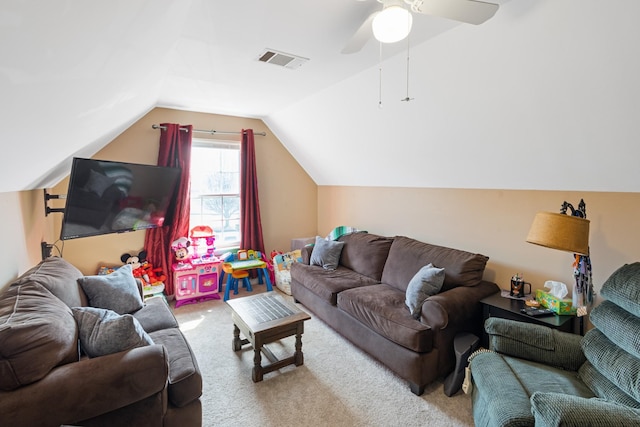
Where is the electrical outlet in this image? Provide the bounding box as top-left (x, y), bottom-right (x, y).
top-left (41, 242), bottom-right (52, 260)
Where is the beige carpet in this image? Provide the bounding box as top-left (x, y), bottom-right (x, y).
top-left (172, 287), bottom-right (474, 427)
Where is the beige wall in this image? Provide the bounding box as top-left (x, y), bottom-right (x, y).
top-left (318, 187), bottom-right (640, 298)
top-left (48, 107), bottom-right (318, 274)
top-left (3, 108), bottom-right (639, 308)
top-left (0, 189), bottom-right (53, 293)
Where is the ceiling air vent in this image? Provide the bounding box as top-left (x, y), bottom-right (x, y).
top-left (258, 49), bottom-right (308, 70)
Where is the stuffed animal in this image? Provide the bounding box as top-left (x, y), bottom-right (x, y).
top-left (140, 261), bottom-right (167, 285)
top-left (271, 250), bottom-right (283, 260)
top-left (121, 250), bottom-right (150, 283)
top-left (121, 250), bottom-right (167, 286)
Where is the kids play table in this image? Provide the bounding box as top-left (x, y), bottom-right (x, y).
top-left (218, 258), bottom-right (273, 292)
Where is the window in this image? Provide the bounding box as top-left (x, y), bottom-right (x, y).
top-left (190, 139), bottom-right (241, 248)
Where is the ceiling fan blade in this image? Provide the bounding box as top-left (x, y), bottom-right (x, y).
top-left (409, 0), bottom-right (498, 25)
top-left (341, 11), bottom-right (379, 54)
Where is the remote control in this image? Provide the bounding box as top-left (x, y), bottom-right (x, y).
top-left (521, 307), bottom-right (554, 317)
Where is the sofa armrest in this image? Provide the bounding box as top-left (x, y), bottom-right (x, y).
top-left (0, 344), bottom-right (169, 427)
top-left (300, 245), bottom-right (313, 265)
top-left (531, 392), bottom-right (640, 426)
top-left (420, 280), bottom-right (499, 329)
top-left (471, 351), bottom-right (535, 426)
top-left (485, 317), bottom-right (586, 371)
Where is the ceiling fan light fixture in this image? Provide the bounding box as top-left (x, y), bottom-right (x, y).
top-left (372, 5), bottom-right (413, 44)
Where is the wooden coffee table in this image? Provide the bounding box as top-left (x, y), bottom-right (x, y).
top-left (226, 292), bottom-right (311, 382)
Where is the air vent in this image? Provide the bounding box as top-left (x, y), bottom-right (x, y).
top-left (258, 49), bottom-right (309, 70)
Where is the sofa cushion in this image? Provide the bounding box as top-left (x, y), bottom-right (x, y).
top-left (12, 256), bottom-right (87, 308)
top-left (405, 264), bottom-right (445, 319)
top-left (337, 284), bottom-right (433, 352)
top-left (381, 236), bottom-right (488, 292)
top-left (290, 263), bottom-right (379, 305)
top-left (600, 262), bottom-right (640, 318)
top-left (310, 236), bottom-right (345, 270)
top-left (471, 352), bottom-right (594, 427)
top-left (133, 296), bottom-right (179, 333)
top-left (338, 232), bottom-right (393, 281)
top-left (582, 328), bottom-right (640, 403)
top-left (579, 361), bottom-right (640, 408)
top-left (78, 265), bottom-right (144, 315)
top-left (73, 307), bottom-right (154, 358)
top-left (590, 300), bottom-right (640, 359)
top-left (509, 354), bottom-right (595, 393)
top-left (0, 282), bottom-right (78, 391)
top-left (531, 392), bottom-right (640, 427)
top-left (149, 328), bottom-right (202, 407)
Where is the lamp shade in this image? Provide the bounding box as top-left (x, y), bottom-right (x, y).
top-left (526, 212), bottom-right (590, 256)
top-left (372, 5), bottom-right (413, 44)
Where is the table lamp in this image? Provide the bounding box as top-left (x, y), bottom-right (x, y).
top-left (526, 199), bottom-right (593, 318)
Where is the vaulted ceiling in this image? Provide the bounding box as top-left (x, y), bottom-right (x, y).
top-left (2, 0), bottom-right (639, 194)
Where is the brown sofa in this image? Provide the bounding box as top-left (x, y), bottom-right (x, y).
top-left (0, 256), bottom-right (202, 427)
top-left (290, 232), bottom-right (498, 395)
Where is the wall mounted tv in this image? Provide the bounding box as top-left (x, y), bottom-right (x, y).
top-left (60, 158), bottom-right (181, 240)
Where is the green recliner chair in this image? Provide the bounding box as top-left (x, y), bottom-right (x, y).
top-left (470, 262), bottom-right (640, 426)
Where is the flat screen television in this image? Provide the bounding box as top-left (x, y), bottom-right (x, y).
top-left (60, 157), bottom-right (181, 240)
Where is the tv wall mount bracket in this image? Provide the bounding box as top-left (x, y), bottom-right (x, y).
top-left (42, 189), bottom-right (66, 260)
top-left (44, 189), bottom-right (65, 216)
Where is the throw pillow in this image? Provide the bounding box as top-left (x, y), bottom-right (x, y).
top-left (310, 236), bottom-right (345, 270)
top-left (72, 307), bottom-right (154, 358)
top-left (78, 264), bottom-right (143, 314)
top-left (405, 264), bottom-right (445, 318)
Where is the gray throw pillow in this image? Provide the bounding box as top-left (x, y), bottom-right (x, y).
top-left (78, 264), bottom-right (143, 314)
top-left (72, 306), bottom-right (153, 358)
top-left (310, 236), bottom-right (345, 270)
top-left (405, 264), bottom-right (445, 318)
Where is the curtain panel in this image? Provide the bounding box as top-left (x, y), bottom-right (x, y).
top-left (240, 129), bottom-right (265, 255)
top-left (144, 123), bottom-right (192, 296)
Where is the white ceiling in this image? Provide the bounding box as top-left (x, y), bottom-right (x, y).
top-left (157, 0), bottom-right (463, 117)
top-left (2, 0), bottom-right (640, 194)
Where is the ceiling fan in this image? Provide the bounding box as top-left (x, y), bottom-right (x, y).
top-left (342, 0), bottom-right (499, 54)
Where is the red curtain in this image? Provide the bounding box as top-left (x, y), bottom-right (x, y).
top-left (144, 123), bottom-right (192, 296)
top-left (240, 129), bottom-right (265, 254)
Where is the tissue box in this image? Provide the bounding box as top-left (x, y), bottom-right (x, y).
top-left (536, 289), bottom-right (576, 315)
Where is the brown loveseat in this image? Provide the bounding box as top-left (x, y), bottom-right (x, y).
top-left (290, 232), bottom-right (498, 395)
top-left (0, 256), bottom-right (202, 427)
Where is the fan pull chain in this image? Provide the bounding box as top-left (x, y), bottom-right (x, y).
top-left (401, 20), bottom-right (414, 102)
top-left (378, 42), bottom-right (383, 109)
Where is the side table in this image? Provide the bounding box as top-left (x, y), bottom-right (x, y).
top-left (479, 292), bottom-right (580, 348)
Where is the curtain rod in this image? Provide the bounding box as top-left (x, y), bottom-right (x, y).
top-left (151, 124), bottom-right (266, 136)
